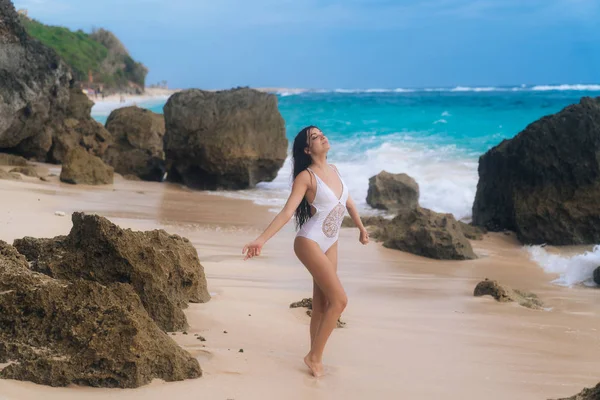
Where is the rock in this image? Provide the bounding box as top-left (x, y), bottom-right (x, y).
top-left (163, 88), bottom-right (287, 190)
top-left (0, 153), bottom-right (28, 166)
top-left (290, 298), bottom-right (345, 328)
top-left (342, 215), bottom-right (388, 228)
top-left (9, 166), bottom-right (39, 177)
top-left (0, 2), bottom-right (111, 162)
top-left (60, 147), bottom-right (114, 185)
top-left (0, 0), bottom-right (71, 157)
top-left (593, 267), bottom-right (600, 285)
top-left (380, 207), bottom-right (476, 260)
top-left (13, 212), bottom-right (210, 331)
top-left (366, 171), bottom-right (419, 212)
top-left (290, 298), bottom-right (313, 309)
top-left (473, 279), bottom-right (544, 309)
top-left (473, 279), bottom-right (513, 302)
top-left (342, 215), bottom-right (389, 241)
top-left (551, 382), bottom-right (600, 400)
top-left (458, 221), bottom-right (486, 240)
top-left (103, 106), bottom-right (166, 181)
top-left (0, 240), bottom-right (201, 388)
top-left (472, 97), bottom-right (600, 245)
top-left (0, 169), bottom-right (22, 180)
top-left (45, 89), bottom-right (112, 163)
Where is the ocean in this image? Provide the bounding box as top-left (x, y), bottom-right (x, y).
top-left (92, 84), bottom-right (600, 220)
top-left (91, 85), bottom-right (600, 286)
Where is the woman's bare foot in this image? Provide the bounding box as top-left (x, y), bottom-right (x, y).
top-left (304, 353), bottom-right (324, 377)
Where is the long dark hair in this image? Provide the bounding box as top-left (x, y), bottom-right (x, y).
top-left (292, 125), bottom-right (318, 230)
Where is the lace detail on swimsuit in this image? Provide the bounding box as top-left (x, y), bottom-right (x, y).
top-left (322, 204), bottom-right (346, 238)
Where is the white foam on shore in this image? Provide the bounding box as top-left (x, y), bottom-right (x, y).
top-left (269, 84), bottom-right (600, 96)
top-left (211, 137), bottom-right (478, 220)
top-left (527, 245), bottom-right (600, 287)
top-left (531, 84), bottom-right (600, 91)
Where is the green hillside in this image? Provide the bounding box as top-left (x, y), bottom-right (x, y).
top-left (20, 16), bottom-right (147, 91)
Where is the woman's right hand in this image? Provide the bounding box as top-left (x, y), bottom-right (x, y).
top-left (242, 239), bottom-right (265, 260)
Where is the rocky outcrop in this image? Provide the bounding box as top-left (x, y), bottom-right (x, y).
top-left (344, 171), bottom-right (478, 259)
top-left (458, 221), bottom-right (486, 240)
top-left (0, 1), bottom-right (111, 162)
top-left (366, 171), bottom-right (419, 212)
top-left (381, 207), bottom-right (476, 260)
top-left (163, 88), bottom-right (287, 190)
top-left (0, 153), bottom-right (28, 166)
top-left (103, 106), bottom-right (166, 181)
top-left (473, 279), bottom-right (543, 309)
top-left (45, 88), bottom-right (112, 163)
top-left (593, 267), bottom-right (600, 286)
top-left (472, 97), bottom-right (600, 245)
top-left (60, 147), bottom-right (114, 185)
top-left (0, 169), bottom-right (21, 180)
top-left (0, 240), bottom-right (201, 388)
top-left (13, 212), bottom-right (210, 331)
top-left (9, 165), bottom-right (38, 177)
top-left (552, 382), bottom-right (600, 400)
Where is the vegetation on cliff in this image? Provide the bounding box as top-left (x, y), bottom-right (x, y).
top-left (20, 16), bottom-right (147, 92)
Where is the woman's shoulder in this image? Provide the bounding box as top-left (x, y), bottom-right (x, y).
top-left (295, 169), bottom-right (312, 182)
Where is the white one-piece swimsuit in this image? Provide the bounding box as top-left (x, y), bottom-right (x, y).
top-left (296, 165), bottom-right (349, 253)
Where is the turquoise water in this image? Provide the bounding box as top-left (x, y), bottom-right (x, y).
top-left (91, 86), bottom-right (600, 220)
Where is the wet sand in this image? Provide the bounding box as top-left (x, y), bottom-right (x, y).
top-left (0, 167), bottom-right (599, 400)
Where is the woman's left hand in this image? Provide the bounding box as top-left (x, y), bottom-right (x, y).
top-left (359, 229), bottom-right (369, 245)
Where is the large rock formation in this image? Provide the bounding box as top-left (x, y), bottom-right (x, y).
top-left (14, 212), bottom-right (210, 331)
top-left (60, 147), bottom-right (114, 185)
top-left (366, 171), bottom-right (419, 212)
top-left (103, 106), bottom-right (166, 181)
top-left (0, 0), bottom-right (111, 162)
top-left (380, 207), bottom-right (476, 260)
top-left (0, 240), bottom-right (201, 388)
top-left (45, 88), bottom-right (112, 163)
top-left (163, 88), bottom-right (287, 190)
top-left (472, 97), bottom-right (600, 245)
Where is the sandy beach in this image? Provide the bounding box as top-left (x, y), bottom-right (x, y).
top-left (0, 164), bottom-right (598, 400)
top-left (87, 87), bottom-right (178, 119)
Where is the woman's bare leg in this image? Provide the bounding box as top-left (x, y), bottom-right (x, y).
top-left (310, 280), bottom-right (327, 346)
top-left (310, 242), bottom-right (337, 345)
top-left (295, 238), bottom-right (347, 377)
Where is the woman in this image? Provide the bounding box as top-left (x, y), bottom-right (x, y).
top-left (242, 126), bottom-right (369, 377)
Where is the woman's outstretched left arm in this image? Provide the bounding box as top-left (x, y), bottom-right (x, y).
top-left (346, 194), bottom-right (369, 245)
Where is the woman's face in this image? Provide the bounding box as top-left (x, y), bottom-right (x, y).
top-left (306, 127), bottom-right (330, 155)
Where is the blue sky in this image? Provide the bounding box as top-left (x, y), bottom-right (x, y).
top-left (13, 0), bottom-right (600, 89)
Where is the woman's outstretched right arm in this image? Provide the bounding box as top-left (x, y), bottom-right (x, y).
top-left (242, 171), bottom-right (310, 260)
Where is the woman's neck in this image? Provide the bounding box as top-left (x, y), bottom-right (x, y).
top-left (310, 155), bottom-right (328, 169)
